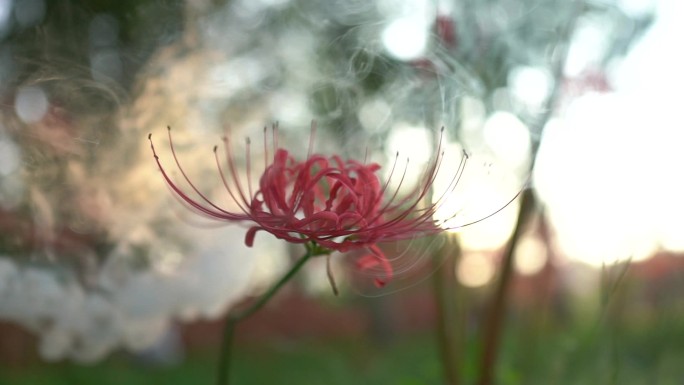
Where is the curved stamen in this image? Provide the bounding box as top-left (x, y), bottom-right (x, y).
top-left (307, 120), bottom-right (317, 160)
top-left (263, 126), bottom-right (269, 176)
top-left (245, 137), bottom-right (254, 199)
top-left (214, 146), bottom-right (251, 216)
top-left (150, 129), bottom-right (241, 219)
top-left (222, 134), bottom-right (250, 208)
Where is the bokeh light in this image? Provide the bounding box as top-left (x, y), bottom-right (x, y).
top-left (514, 235), bottom-right (548, 275)
top-left (380, 0), bottom-right (432, 60)
top-left (384, 124), bottom-right (432, 190)
top-left (0, 1), bottom-right (681, 383)
top-left (457, 252), bottom-right (495, 287)
top-left (14, 85), bottom-right (48, 123)
top-left (0, 135), bottom-right (20, 176)
top-left (381, 17), bottom-right (429, 60)
top-left (483, 111), bottom-right (530, 168)
top-left (508, 66), bottom-right (554, 109)
top-left (13, 0), bottom-right (44, 28)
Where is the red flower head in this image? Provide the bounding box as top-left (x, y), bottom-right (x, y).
top-left (149, 123), bottom-right (480, 288)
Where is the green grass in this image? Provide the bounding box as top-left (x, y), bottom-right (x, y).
top-left (0, 335), bottom-right (443, 385)
top-left (2, 316), bottom-right (683, 385)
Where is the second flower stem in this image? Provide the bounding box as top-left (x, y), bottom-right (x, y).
top-left (432, 236), bottom-right (463, 385)
top-left (476, 189), bottom-right (535, 385)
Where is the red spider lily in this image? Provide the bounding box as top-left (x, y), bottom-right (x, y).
top-left (149, 123), bottom-right (476, 288)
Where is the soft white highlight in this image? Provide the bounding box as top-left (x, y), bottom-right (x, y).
top-left (15, 85), bottom-right (48, 123)
top-left (457, 252), bottom-right (495, 288)
top-left (380, 0), bottom-right (433, 60)
top-left (0, 227), bottom-right (284, 363)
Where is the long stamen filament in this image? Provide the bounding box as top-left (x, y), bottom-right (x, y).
top-left (214, 146), bottom-right (250, 215)
top-left (245, 137), bottom-right (254, 199)
top-left (222, 135), bottom-right (250, 207)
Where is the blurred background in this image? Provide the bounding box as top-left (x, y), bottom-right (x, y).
top-left (0, 0), bottom-right (683, 384)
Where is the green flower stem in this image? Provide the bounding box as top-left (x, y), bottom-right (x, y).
top-left (217, 318), bottom-right (236, 385)
top-left (216, 247), bottom-right (316, 385)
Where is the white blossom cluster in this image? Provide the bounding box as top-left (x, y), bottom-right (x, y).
top-left (0, 227), bottom-right (285, 363)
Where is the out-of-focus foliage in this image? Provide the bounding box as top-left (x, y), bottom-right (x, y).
top-left (0, 0), bottom-right (671, 371)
